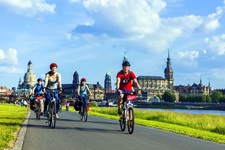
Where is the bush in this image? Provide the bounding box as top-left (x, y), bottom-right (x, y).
top-left (90, 101), bottom-right (98, 107)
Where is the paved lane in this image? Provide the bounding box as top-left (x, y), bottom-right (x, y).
top-left (23, 111), bottom-right (225, 150)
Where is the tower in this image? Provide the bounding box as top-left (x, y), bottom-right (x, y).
top-left (23, 60), bottom-right (36, 89)
top-left (123, 51), bottom-right (128, 62)
top-left (104, 72), bottom-right (112, 90)
top-left (164, 50), bottom-right (174, 89)
top-left (73, 71), bottom-right (79, 89)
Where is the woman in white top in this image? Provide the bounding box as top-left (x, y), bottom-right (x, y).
top-left (43, 62), bottom-right (62, 119)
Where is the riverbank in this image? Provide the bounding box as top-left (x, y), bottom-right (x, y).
top-left (88, 107), bottom-right (225, 144)
top-left (133, 101), bottom-right (225, 110)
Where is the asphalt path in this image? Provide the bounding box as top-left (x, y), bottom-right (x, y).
top-left (22, 110), bottom-right (225, 150)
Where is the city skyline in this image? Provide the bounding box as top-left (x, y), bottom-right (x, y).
top-left (1, 0), bottom-right (225, 89)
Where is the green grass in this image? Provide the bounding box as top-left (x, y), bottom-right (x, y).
top-left (87, 107), bottom-right (225, 144)
top-left (0, 104), bottom-right (28, 150)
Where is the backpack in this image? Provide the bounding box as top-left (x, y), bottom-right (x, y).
top-left (74, 100), bottom-right (80, 111)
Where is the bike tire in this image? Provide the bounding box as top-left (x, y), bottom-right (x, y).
top-left (47, 106), bottom-right (52, 127)
top-left (37, 105), bottom-right (41, 120)
top-left (119, 109), bottom-right (126, 131)
top-left (84, 111), bottom-right (88, 122)
top-left (127, 107), bottom-right (134, 134)
top-left (51, 102), bottom-right (56, 129)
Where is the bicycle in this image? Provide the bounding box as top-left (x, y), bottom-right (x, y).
top-left (119, 92), bottom-right (136, 134)
top-left (46, 89), bottom-right (57, 129)
top-left (79, 97), bottom-right (90, 122)
top-left (35, 94), bottom-right (43, 120)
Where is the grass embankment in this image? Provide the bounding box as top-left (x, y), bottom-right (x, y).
top-left (87, 107), bottom-right (225, 144)
top-left (0, 104), bottom-right (28, 150)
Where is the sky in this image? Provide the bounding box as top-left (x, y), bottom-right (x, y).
top-left (1, 0), bottom-right (225, 90)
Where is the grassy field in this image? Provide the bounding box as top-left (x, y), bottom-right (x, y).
top-left (0, 104), bottom-right (28, 150)
top-left (86, 107), bottom-right (225, 144)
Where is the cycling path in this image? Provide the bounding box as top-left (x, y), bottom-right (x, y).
top-left (22, 110), bottom-right (225, 150)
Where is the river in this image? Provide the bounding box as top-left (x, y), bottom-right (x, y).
top-left (139, 108), bottom-right (225, 116)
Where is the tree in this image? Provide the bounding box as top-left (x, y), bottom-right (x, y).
top-left (206, 95), bottom-right (212, 103)
top-left (210, 91), bottom-right (223, 103)
top-left (162, 91), bottom-right (176, 102)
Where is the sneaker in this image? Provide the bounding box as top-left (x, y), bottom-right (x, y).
top-left (56, 114), bottom-right (59, 119)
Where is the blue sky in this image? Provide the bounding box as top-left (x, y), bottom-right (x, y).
top-left (1, 0), bottom-right (225, 90)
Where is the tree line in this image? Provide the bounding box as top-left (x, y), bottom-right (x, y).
top-left (160, 91), bottom-right (225, 103)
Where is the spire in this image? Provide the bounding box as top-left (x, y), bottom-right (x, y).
top-left (166, 49), bottom-right (171, 67)
top-left (123, 51), bottom-right (128, 62)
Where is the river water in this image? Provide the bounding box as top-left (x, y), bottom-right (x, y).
top-left (139, 108), bottom-right (225, 116)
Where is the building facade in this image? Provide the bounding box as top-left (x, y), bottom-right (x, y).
top-left (173, 80), bottom-right (211, 96)
top-left (18, 60), bottom-right (36, 89)
top-left (62, 71), bottom-right (105, 101)
top-left (137, 52), bottom-right (178, 100)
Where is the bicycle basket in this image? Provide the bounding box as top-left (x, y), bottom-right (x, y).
top-left (127, 94), bottom-right (136, 101)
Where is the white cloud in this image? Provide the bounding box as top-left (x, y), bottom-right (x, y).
top-left (71, 0), bottom-right (225, 53)
top-left (0, 0), bottom-right (56, 16)
top-left (204, 34), bottom-right (225, 55)
top-left (0, 48), bottom-right (18, 65)
top-left (203, 6), bottom-right (225, 32)
top-left (0, 66), bottom-right (23, 74)
top-left (177, 50), bottom-right (199, 61)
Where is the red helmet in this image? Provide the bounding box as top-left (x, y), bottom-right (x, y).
top-left (50, 63), bottom-right (58, 69)
top-left (81, 78), bottom-right (86, 82)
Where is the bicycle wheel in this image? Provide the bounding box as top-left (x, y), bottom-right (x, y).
top-left (119, 109), bottom-right (126, 131)
top-left (47, 106), bottom-right (52, 127)
top-left (51, 102), bottom-right (56, 128)
top-left (127, 107), bottom-right (134, 134)
top-left (36, 104), bottom-right (41, 120)
top-left (84, 110), bottom-right (88, 122)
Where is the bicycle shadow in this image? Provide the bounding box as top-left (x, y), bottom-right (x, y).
top-left (86, 120), bottom-right (118, 125)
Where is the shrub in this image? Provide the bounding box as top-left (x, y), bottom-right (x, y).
top-left (90, 101), bottom-right (98, 107)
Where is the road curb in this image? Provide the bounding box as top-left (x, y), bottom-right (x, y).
top-left (12, 110), bottom-right (31, 150)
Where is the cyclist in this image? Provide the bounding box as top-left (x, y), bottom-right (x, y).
top-left (116, 60), bottom-right (141, 115)
top-left (65, 100), bottom-right (70, 111)
top-left (77, 78), bottom-right (92, 114)
top-left (43, 63), bottom-right (62, 119)
top-left (32, 78), bottom-right (44, 115)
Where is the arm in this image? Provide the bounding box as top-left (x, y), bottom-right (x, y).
top-left (133, 78), bottom-right (141, 94)
top-left (86, 85), bottom-right (92, 95)
top-left (116, 77), bottom-right (123, 96)
top-left (77, 86), bottom-right (80, 96)
top-left (32, 84), bottom-right (37, 94)
top-left (116, 77), bottom-right (121, 90)
top-left (57, 73), bottom-right (62, 90)
top-left (43, 74), bottom-right (49, 93)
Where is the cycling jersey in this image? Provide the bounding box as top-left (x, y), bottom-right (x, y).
top-left (116, 70), bottom-right (136, 91)
top-left (33, 83), bottom-right (44, 95)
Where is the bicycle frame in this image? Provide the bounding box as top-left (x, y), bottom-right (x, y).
top-left (35, 95), bottom-right (43, 120)
top-left (119, 92), bottom-right (136, 134)
top-left (46, 89), bottom-right (57, 129)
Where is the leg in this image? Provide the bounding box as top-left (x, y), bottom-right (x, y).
top-left (54, 93), bottom-right (59, 113)
top-left (44, 93), bottom-right (50, 114)
top-left (117, 94), bottom-right (124, 115)
top-left (40, 100), bottom-right (44, 113)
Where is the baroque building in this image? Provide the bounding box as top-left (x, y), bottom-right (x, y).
top-left (173, 79), bottom-right (211, 96)
top-left (137, 52), bottom-right (178, 100)
top-left (62, 71), bottom-right (104, 101)
top-left (18, 60), bottom-right (36, 89)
